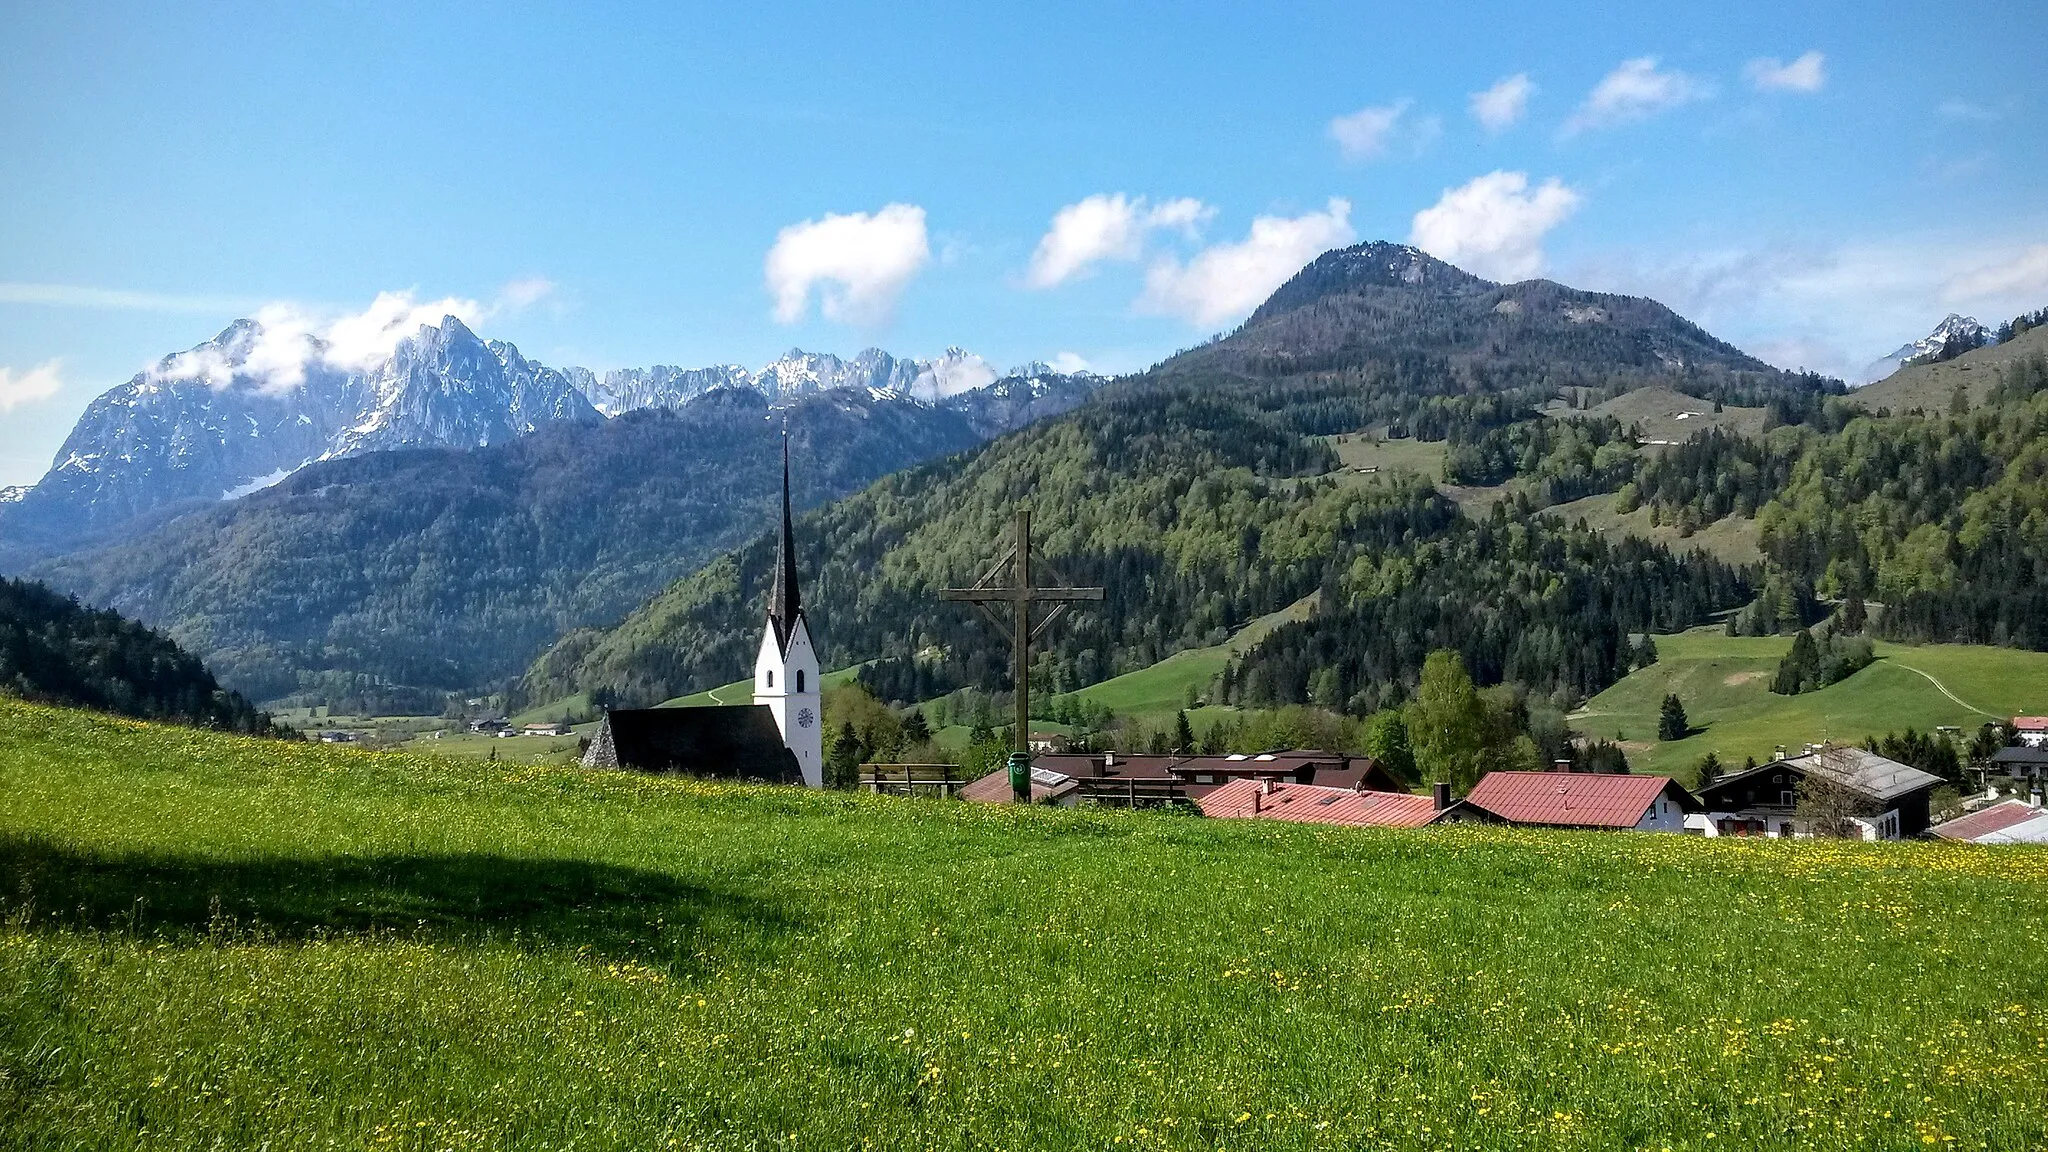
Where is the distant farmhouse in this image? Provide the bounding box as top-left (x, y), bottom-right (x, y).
top-left (1931, 798), bottom-right (2048, 844)
top-left (582, 437), bottom-right (821, 786)
top-left (1460, 771), bottom-right (1698, 832)
top-left (2012, 716), bottom-right (2048, 748)
top-left (1691, 745), bottom-right (1940, 840)
top-left (1988, 745), bottom-right (2048, 793)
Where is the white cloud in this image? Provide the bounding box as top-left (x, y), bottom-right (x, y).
top-left (0, 360), bottom-right (63, 412)
top-left (1563, 57), bottom-right (1711, 135)
top-left (1561, 235), bottom-right (2048, 384)
top-left (0, 282), bottom-right (260, 314)
top-left (151, 290), bottom-right (484, 394)
top-left (497, 276), bottom-right (556, 309)
top-left (1049, 352), bottom-right (1093, 374)
top-left (1470, 74), bottom-right (1535, 132)
top-left (1746, 51), bottom-right (1826, 93)
top-left (1025, 194), bottom-right (1214, 288)
top-left (764, 203), bottom-right (930, 327)
top-left (1329, 99), bottom-right (1441, 162)
top-left (1937, 99), bottom-right (1999, 122)
top-left (1138, 198), bottom-right (1355, 327)
top-left (1945, 245), bottom-right (2048, 302)
top-left (1409, 171), bottom-right (1581, 282)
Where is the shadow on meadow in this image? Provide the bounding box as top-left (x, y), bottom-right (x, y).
top-left (0, 833), bottom-right (795, 970)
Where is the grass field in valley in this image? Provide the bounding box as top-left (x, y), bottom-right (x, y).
top-left (1576, 627), bottom-right (2048, 777)
top-left (4, 697), bottom-right (2047, 1150)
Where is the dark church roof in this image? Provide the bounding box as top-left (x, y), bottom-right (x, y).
top-left (583, 706), bottom-right (801, 784)
top-left (767, 431), bottom-right (806, 654)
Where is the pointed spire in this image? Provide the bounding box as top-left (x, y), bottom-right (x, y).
top-left (768, 424), bottom-right (802, 646)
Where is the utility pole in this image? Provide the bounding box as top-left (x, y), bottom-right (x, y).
top-left (940, 508), bottom-right (1104, 799)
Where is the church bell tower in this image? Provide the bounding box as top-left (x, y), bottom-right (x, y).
top-left (753, 432), bottom-right (823, 787)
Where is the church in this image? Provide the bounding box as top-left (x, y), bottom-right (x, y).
top-left (581, 436), bottom-right (824, 786)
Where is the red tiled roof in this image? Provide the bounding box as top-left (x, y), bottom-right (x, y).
top-left (2013, 716), bottom-right (2048, 731)
top-left (1463, 772), bottom-right (1686, 829)
top-left (1196, 778), bottom-right (1440, 828)
top-left (1931, 799), bottom-right (2047, 841)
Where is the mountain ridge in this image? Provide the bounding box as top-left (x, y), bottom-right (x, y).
top-left (0, 319), bottom-right (1096, 568)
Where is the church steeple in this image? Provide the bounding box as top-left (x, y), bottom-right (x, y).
top-left (767, 428), bottom-right (803, 648)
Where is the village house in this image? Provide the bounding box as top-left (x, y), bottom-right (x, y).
top-left (1987, 744), bottom-right (2048, 794)
top-left (1689, 745), bottom-right (1941, 840)
top-left (959, 749), bottom-right (1402, 807)
top-left (1460, 771), bottom-right (1699, 832)
top-left (2013, 716), bottom-right (2048, 748)
top-left (1195, 778), bottom-right (1459, 828)
top-left (468, 717), bottom-right (508, 734)
top-left (1930, 797), bottom-right (2048, 844)
top-left (521, 721), bottom-right (572, 737)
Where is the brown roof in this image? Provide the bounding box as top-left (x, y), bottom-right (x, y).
top-left (1930, 799), bottom-right (2048, 841)
top-left (1463, 772), bottom-right (1696, 829)
top-left (957, 764), bottom-right (1080, 804)
top-left (1197, 778), bottom-right (1441, 828)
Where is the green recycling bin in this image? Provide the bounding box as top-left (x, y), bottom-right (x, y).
top-left (1007, 751), bottom-right (1031, 803)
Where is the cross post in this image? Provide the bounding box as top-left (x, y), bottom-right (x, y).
top-left (939, 507), bottom-right (1104, 800)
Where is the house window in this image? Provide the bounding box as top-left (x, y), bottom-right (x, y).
top-left (796, 670), bottom-right (806, 692)
top-left (765, 670), bottom-right (774, 688)
top-left (1780, 790), bottom-right (1794, 807)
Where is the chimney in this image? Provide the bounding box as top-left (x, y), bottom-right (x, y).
top-left (1773, 745), bottom-right (1787, 761)
top-left (1551, 758), bottom-right (1572, 774)
top-left (1433, 781), bottom-right (1451, 811)
top-left (1252, 786), bottom-right (1262, 815)
top-left (1103, 750), bottom-right (1115, 767)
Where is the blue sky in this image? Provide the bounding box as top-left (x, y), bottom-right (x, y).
top-left (2, 0), bottom-right (2043, 487)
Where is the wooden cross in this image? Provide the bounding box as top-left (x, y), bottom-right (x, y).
top-left (940, 508), bottom-right (1104, 786)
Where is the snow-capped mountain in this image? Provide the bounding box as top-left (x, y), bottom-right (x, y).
top-left (1859, 314), bottom-right (1995, 385)
top-left (583, 364), bottom-right (752, 417)
top-left (0, 315), bottom-right (598, 557)
top-left (0, 316), bottom-right (1098, 565)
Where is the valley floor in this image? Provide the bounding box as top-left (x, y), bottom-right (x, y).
top-left (2, 697), bottom-right (2045, 1150)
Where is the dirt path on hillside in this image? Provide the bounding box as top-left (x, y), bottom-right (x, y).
top-left (1887, 661), bottom-right (1998, 718)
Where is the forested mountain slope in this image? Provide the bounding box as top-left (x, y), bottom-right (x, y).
top-left (1620, 344), bottom-right (2048, 648)
top-left (34, 388), bottom-right (985, 708)
top-left (0, 577), bottom-right (274, 733)
top-left (521, 243), bottom-right (1815, 711)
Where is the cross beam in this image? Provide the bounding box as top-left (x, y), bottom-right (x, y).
top-left (940, 508), bottom-right (1103, 786)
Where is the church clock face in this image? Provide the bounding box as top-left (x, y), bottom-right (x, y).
top-left (796, 707), bottom-right (814, 729)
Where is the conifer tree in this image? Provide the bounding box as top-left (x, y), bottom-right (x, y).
top-left (1657, 693), bottom-right (1690, 742)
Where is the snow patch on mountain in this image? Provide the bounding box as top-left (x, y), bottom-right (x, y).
top-left (221, 464), bottom-right (304, 501)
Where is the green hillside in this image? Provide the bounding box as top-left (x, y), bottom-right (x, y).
top-left (3, 698), bottom-right (2046, 1149)
top-left (1061, 594), bottom-right (1316, 725)
top-left (31, 389), bottom-right (985, 708)
top-left (1576, 626), bottom-right (2048, 776)
top-left (524, 243), bottom-right (1819, 714)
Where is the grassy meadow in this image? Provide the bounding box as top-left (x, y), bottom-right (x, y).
top-left (3, 695), bottom-right (2047, 1150)
top-left (1577, 627), bottom-right (2048, 776)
